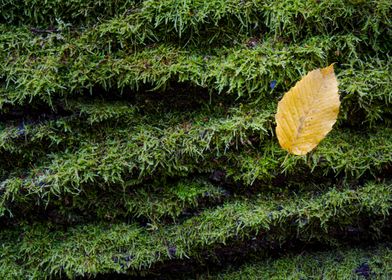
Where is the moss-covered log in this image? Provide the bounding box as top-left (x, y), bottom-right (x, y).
top-left (0, 0), bottom-right (391, 279)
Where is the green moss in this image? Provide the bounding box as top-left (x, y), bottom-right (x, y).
top-left (0, 0), bottom-right (137, 27)
top-left (1, 181), bottom-right (391, 279)
top-left (0, 0), bottom-right (391, 278)
top-left (202, 244), bottom-right (392, 279)
top-left (0, 34), bottom-right (383, 102)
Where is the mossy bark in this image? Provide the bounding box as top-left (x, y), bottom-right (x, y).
top-left (0, 0), bottom-right (391, 279)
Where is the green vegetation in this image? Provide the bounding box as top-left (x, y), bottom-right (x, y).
top-left (0, 0), bottom-right (391, 279)
top-left (203, 244), bottom-right (392, 279)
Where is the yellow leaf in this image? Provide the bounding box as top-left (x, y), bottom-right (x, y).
top-left (275, 64), bottom-right (340, 155)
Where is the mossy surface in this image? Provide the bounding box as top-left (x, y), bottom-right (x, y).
top-left (0, 0), bottom-right (391, 279)
top-left (201, 244), bottom-right (392, 279)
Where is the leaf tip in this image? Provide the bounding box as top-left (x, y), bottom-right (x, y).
top-left (321, 63), bottom-right (336, 76)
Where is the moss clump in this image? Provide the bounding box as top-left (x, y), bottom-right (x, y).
top-left (201, 243), bottom-right (392, 279)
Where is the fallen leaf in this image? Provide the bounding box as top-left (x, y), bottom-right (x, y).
top-left (275, 64), bottom-right (340, 155)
